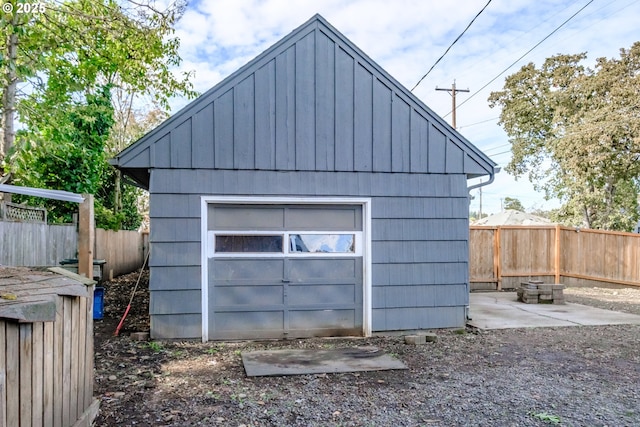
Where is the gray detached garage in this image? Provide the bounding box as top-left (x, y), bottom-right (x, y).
top-left (111, 14), bottom-right (496, 341)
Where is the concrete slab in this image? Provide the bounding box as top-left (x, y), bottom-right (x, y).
top-left (242, 346), bottom-right (407, 377)
top-left (468, 291), bottom-right (640, 330)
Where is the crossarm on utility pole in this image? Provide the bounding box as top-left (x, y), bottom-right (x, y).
top-left (436, 81), bottom-right (469, 129)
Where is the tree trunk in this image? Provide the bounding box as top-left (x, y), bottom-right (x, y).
top-left (583, 205), bottom-right (591, 229)
top-left (1, 15), bottom-right (19, 171)
top-left (114, 169), bottom-right (122, 212)
top-left (1, 14), bottom-right (19, 204)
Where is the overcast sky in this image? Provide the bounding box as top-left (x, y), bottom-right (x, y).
top-left (167, 0), bottom-right (640, 214)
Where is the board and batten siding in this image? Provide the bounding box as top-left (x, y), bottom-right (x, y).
top-left (148, 169), bottom-right (469, 338)
top-left (115, 18), bottom-right (491, 185)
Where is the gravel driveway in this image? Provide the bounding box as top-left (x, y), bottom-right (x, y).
top-left (94, 274), bottom-right (640, 426)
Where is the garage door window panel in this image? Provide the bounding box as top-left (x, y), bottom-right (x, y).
top-left (290, 234), bottom-right (355, 253)
top-left (215, 235), bottom-right (283, 253)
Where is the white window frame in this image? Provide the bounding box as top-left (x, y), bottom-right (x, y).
top-left (200, 196), bottom-right (372, 342)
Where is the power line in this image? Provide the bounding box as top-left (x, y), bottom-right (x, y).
top-left (457, 116), bottom-right (500, 129)
top-left (487, 149), bottom-right (512, 156)
top-left (480, 141), bottom-right (511, 152)
top-left (450, 1), bottom-right (582, 86)
top-left (410, 0), bottom-right (492, 92)
top-left (444, 0), bottom-right (595, 118)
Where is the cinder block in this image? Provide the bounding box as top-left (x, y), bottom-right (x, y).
top-left (405, 335), bottom-right (426, 345)
top-left (423, 333), bottom-right (438, 342)
top-left (538, 284), bottom-right (553, 292)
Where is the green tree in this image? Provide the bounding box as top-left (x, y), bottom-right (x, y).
top-left (503, 197), bottom-right (525, 212)
top-left (1, 0), bottom-right (196, 229)
top-left (12, 85), bottom-right (118, 224)
top-left (489, 43), bottom-right (640, 231)
top-left (1, 0), bottom-right (195, 173)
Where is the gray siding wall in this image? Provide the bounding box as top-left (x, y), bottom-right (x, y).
top-left (148, 169), bottom-right (469, 338)
top-left (119, 23), bottom-right (490, 178)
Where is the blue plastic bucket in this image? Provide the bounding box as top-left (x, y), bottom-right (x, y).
top-left (93, 287), bottom-right (105, 320)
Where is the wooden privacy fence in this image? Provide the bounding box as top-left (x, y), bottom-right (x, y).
top-left (95, 229), bottom-right (149, 280)
top-left (470, 225), bottom-right (640, 290)
top-left (0, 221), bottom-right (148, 278)
top-left (0, 222), bottom-right (76, 267)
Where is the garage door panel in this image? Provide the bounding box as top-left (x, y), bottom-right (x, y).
top-left (288, 258), bottom-right (358, 281)
top-left (213, 311), bottom-right (284, 332)
top-left (215, 285), bottom-right (284, 306)
top-left (212, 259), bottom-right (284, 280)
top-left (288, 284), bottom-right (356, 305)
top-left (209, 206), bottom-right (284, 229)
top-left (289, 309), bottom-right (357, 329)
top-left (286, 206), bottom-right (361, 230)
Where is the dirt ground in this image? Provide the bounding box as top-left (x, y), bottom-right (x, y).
top-left (94, 271), bottom-right (640, 426)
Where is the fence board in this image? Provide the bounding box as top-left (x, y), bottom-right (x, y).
top-left (32, 323), bottom-right (44, 426)
top-left (70, 298), bottom-right (79, 422)
top-left (76, 297), bottom-right (87, 421)
top-left (20, 325), bottom-right (33, 427)
top-left (53, 296), bottom-right (63, 427)
top-left (5, 323), bottom-right (19, 427)
top-left (43, 321), bottom-right (54, 427)
top-left (471, 225), bottom-right (640, 290)
top-left (0, 323), bottom-right (5, 427)
top-left (62, 298), bottom-right (71, 427)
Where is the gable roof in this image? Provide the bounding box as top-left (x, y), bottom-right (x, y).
top-left (111, 14), bottom-right (496, 189)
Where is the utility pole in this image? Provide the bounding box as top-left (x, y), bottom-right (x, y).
top-left (436, 80), bottom-right (469, 129)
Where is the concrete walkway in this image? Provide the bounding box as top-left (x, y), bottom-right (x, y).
top-left (468, 291), bottom-right (640, 330)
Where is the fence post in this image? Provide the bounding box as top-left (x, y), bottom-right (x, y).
top-left (554, 224), bottom-right (561, 284)
top-left (78, 194), bottom-right (94, 279)
top-left (494, 227), bottom-right (502, 290)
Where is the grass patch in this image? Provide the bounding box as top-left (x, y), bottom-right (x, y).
top-left (146, 341), bottom-right (164, 352)
top-left (530, 411), bottom-right (561, 424)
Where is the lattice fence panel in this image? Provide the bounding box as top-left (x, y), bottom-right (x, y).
top-left (1, 202), bottom-right (47, 223)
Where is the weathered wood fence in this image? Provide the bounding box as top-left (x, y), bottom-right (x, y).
top-left (0, 221), bottom-right (148, 278)
top-left (470, 225), bottom-right (640, 290)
